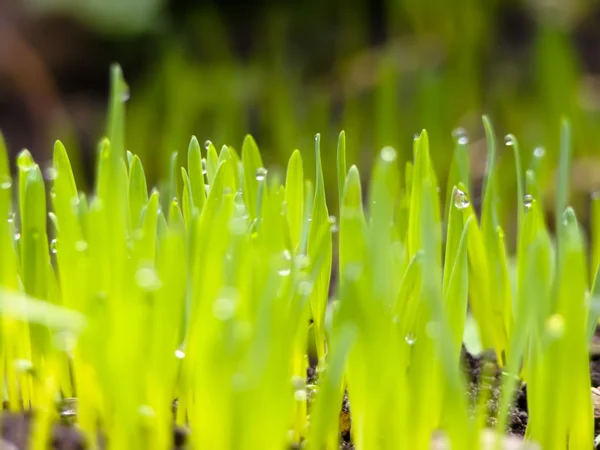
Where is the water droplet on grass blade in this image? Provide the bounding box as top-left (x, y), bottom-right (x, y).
top-left (50, 239), bottom-right (58, 254)
top-left (381, 146), bottom-right (397, 163)
top-left (546, 314), bottom-right (564, 339)
top-left (294, 389), bottom-right (307, 402)
top-left (135, 266), bottom-right (162, 292)
top-left (328, 215), bottom-right (338, 233)
top-left (533, 147), bottom-right (545, 159)
top-left (504, 135), bottom-right (515, 146)
top-left (0, 175), bottom-right (12, 189)
top-left (7, 212), bottom-right (14, 223)
top-left (405, 333), bottom-right (416, 346)
top-left (59, 398), bottom-right (77, 423)
top-left (453, 188), bottom-right (470, 210)
top-left (204, 140), bottom-right (212, 150)
top-left (14, 232), bottom-right (20, 242)
top-left (294, 254), bottom-right (310, 270)
top-left (201, 158), bottom-right (207, 175)
top-left (14, 359), bottom-right (34, 373)
top-left (458, 136), bottom-right (469, 145)
top-left (213, 288), bottom-right (238, 320)
top-left (291, 375), bottom-right (305, 390)
top-left (278, 250), bottom-right (292, 276)
top-left (175, 349), bottom-right (185, 359)
top-left (44, 167), bottom-right (58, 181)
top-left (75, 240), bottom-right (88, 252)
top-left (523, 194), bottom-right (533, 211)
top-left (255, 167), bottom-right (268, 181)
top-left (297, 280), bottom-right (313, 296)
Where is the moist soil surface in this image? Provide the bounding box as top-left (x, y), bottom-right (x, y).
top-left (4, 333), bottom-right (600, 449)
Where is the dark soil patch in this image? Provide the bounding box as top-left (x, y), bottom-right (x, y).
top-left (0, 412), bottom-right (189, 450)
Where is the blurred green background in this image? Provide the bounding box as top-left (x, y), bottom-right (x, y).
top-left (2, 0), bottom-right (600, 243)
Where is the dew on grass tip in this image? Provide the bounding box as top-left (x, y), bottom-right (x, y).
top-left (452, 127), bottom-right (469, 145)
top-left (405, 333), bottom-right (417, 346)
top-left (0, 175), bottom-right (12, 189)
top-left (504, 135), bottom-right (515, 146)
top-left (255, 167), bottom-right (268, 181)
top-left (204, 140), bottom-right (212, 150)
top-left (523, 194), bottom-right (533, 211)
top-left (453, 188), bottom-right (470, 210)
top-left (533, 147), bottom-right (545, 159)
top-left (381, 146), bottom-right (397, 163)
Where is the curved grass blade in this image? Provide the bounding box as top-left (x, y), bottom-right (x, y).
top-left (242, 134), bottom-right (264, 220)
top-left (128, 155), bottom-right (148, 230)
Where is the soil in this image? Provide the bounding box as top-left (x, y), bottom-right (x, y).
top-left (4, 334), bottom-right (600, 449)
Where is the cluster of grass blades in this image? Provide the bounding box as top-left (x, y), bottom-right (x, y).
top-left (0, 64), bottom-right (599, 450)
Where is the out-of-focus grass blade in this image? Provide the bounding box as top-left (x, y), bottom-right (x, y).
top-left (128, 154), bottom-right (148, 230)
top-left (205, 140), bottom-right (219, 187)
top-left (181, 168), bottom-right (193, 231)
top-left (106, 63), bottom-right (128, 161)
top-left (187, 136), bottom-right (206, 213)
top-left (555, 118), bottom-right (572, 250)
top-left (307, 134), bottom-right (332, 366)
top-left (337, 131), bottom-right (347, 209)
top-left (242, 134), bottom-right (264, 220)
top-left (285, 150), bottom-right (304, 252)
top-left (339, 165), bottom-right (366, 282)
top-left (0, 289), bottom-right (87, 333)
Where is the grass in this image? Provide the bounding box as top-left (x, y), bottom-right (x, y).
top-left (0, 63), bottom-right (598, 449)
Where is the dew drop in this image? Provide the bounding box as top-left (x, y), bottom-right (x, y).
top-left (0, 175), bottom-right (12, 189)
top-left (328, 215), bottom-right (338, 233)
top-left (297, 280), bottom-right (313, 296)
top-left (405, 333), bottom-right (417, 346)
top-left (213, 288), bottom-right (238, 320)
top-left (201, 158), bottom-right (207, 175)
top-left (452, 127), bottom-right (469, 145)
top-left (255, 167), bottom-right (268, 181)
top-left (14, 359), bottom-right (33, 373)
top-left (135, 266), bottom-right (162, 292)
top-left (138, 404), bottom-right (155, 418)
top-left (44, 167), bottom-right (58, 181)
top-left (59, 397), bottom-right (77, 421)
top-left (75, 240), bottom-right (88, 252)
top-left (533, 146), bottom-right (545, 159)
top-left (50, 239), bottom-right (58, 254)
top-left (458, 136), bottom-right (469, 145)
top-left (294, 389), bottom-right (307, 402)
top-left (278, 250), bottom-right (292, 276)
top-left (174, 349), bottom-right (185, 359)
top-left (453, 188), bottom-right (470, 210)
top-left (14, 232), bottom-right (21, 242)
top-left (523, 194), bottom-right (533, 211)
top-left (204, 140), bottom-right (212, 150)
top-left (381, 146), bottom-right (397, 163)
top-left (504, 135), bottom-right (515, 146)
top-left (7, 212), bottom-right (14, 224)
top-left (546, 313), bottom-right (564, 339)
top-left (294, 254), bottom-right (310, 270)
top-left (291, 375), bottom-right (305, 391)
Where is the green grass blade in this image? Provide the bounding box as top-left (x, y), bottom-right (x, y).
top-left (187, 136), bottom-right (206, 213)
top-left (308, 134), bottom-right (332, 366)
top-left (285, 149), bottom-right (304, 252)
top-left (242, 134), bottom-right (264, 220)
top-left (128, 154), bottom-right (149, 230)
